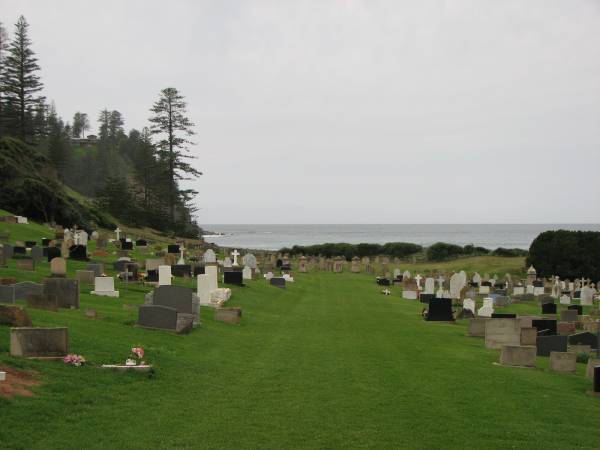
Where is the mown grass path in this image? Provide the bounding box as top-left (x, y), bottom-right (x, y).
top-left (1, 257), bottom-right (600, 448)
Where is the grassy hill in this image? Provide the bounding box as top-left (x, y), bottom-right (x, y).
top-left (1, 222), bottom-right (599, 448)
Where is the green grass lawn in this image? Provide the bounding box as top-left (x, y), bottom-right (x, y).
top-left (1, 225), bottom-right (600, 449)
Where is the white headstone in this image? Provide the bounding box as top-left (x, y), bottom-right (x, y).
top-left (450, 272), bottom-right (466, 299)
top-left (472, 273), bottom-right (481, 285)
top-left (197, 274), bottom-right (212, 306)
top-left (415, 274), bottom-right (423, 289)
top-left (478, 298), bottom-right (494, 317)
top-left (205, 265), bottom-right (218, 292)
top-left (243, 253), bottom-right (257, 269)
top-left (581, 286), bottom-right (594, 306)
top-left (223, 257), bottom-right (232, 268)
top-left (424, 278), bottom-right (435, 295)
top-left (403, 270), bottom-right (411, 280)
top-left (231, 249), bottom-right (240, 266)
top-left (158, 265), bottom-right (172, 286)
top-left (463, 298), bottom-right (476, 314)
top-left (242, 266), bottom-right (252, 280)
top-left (559, 294), bottom-right (571, 305)
top-left (203, 249), bottom-right (217, 264)
top-left (91, 276), bottom-right (119, 297)
top-left (513, 286), bottom-right (525, 295)
top-left (114, 227), bottom-right (121, 241)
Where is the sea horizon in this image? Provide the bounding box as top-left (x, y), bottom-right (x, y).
top-left (201, 223), bottom-right (600, 251)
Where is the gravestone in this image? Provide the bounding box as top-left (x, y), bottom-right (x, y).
top-left (0, 304), bottom-right (32, 326)
top-left (424, 278), bottom-right (436, 295)
top-left (137, 305), bottom-right (192, 334)
top-left (463, 298), bottom-right (476, 315)
top-left (203, 249), bottom-right (216, 263)
top-left (492, 313), bottom-right (517, 319)
top-left (16, 259), bottom-right (35, 271)
top-left (478, 298), bottom-right (494, 318)
top-left (468, 318), bottom-right (489, 337)
top-left (557, 322), bottom-right (576, 335)
top-left (50, 257), bottom-right (67, 278)
top-left (42, 278), bottom-right (80, 309)
top-left (581, 286), bottom-right (594, 306)
top-left (568, 305), bottom-right (583, 316)
top-left (69, 245), bottom-right (88, 261)
top-left (270, 277), bottom-right (286, 289)
top-left (167, 244), bottom-right (180, 254)
top-left (26, 293), bottom-right (58, 311)
top-left (46, 246), bottom-right (61, 262)
top-left (224, 271), bottom-right (244, 286)
top-left (537, 335), bottom-right (568, 357)
top-left (136, 239), bottom-right (148, 247)
top-left (214, 307), bottom-right (242, 325)
top-left (549, 351), bottom-right (576, 373)
top-left (485, 318), bottom-right (521, 349)
top-left (0, 285), bottom-right (15, 303)
top-left (86, 263), bottom-right (104, 277)
top-left (10, 327), bottom-right (68, 358)
top-left (121, 241), bottom-right (133, 251)
top-left (172, 265), bottom-right (192, 278)
top-left (531, 319), bottom-right (557, 335)
top-left (153, 285), bottom-right (193, 314)
top-left (402, 279), bottom-right (418, 300)
top-left (568, 332), bottom-right (598, 349)
top-left (12, 282), bottom-right (42, 302)
top-left (197, 274), bottom-right (212, 306)
top-left (426, 298), bottom-right (453, 321)
top-left (91, 277), bottom-right (119, 298)
top-left (242, 266), bottom-right (252, 280)
top-left (31, 246), bottom-right (43, 263)
top-left (541, 303), bottom-right (557, 314)
top-left (520, 327), bottom-right (537, 346)
top-left (500, 345), bottom-right (536, 368)
top-left (146, 269), bottom-right (159, 282)
top-left (76, 270), bottom-right (96, 285)
top-left (560, 310), bottom-right (578, 322)
top-left (158, 265), bottom-right (172, 286)
top-left (145, 258), bottom-right (165, 271)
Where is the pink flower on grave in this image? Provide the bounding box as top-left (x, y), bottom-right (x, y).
top-left (63, 354), bottom-right (86, 366)
top-left (131, 347), bottom-right (144, 360)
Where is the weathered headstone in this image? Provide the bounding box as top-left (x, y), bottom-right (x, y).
top-left (76, 270), bottom-right (96, 285)
top-left (50, 257), bottom-right (67, 278)
top-left (549, 351), bottom-right (576, 373)
top-left (500, 345), bottom-right (536, 367)
top-left (91, 277), bottom-right (119, 298)
top-left (485, 318), bottom-right (521, 349)
top-left (214, 307), bottom-right (242, 324)
top-left (10, 327), bottom-right (68, 358)
top-left (42, 278), bottom-right (80, 309)
top-left (0, 304), bottom-right (32, 326)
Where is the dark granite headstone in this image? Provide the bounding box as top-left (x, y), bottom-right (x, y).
top-left (193, 265), bottom-right (205, 276)
top-left (42, 278), bottom-right (80, 309)
top-left (419, 293), bottom-right (435, 304)
top-left (31, 246), bottom-right (43, 263)
top-left (136, 239), bottom-right (147, 246)
top-left (172, 265), bottom-right (192, 278)
top-left (14, 281), bottom-right (43, 300)
top-left (13, 246), bottom-right (26, 255)
top-left (69, 245), bottom-right (88, 261)
top-left (3, 244), bottom-right (14, 259)
top-left (153, 285), bottom-right (193, 314)
top-left (0, 285), bottom-right (16, 303)
top-left (167, 244), bottom-right (180, 254)
top-left (276, 259), bottom-right (283, 268)
top-left (121, 241), bottom-right (133, 250)
top-left (568, 332), bottom-right (598, 349)
top-left (574, 290), bottom-right (581, 299)
top-left (594, 366), bottom-right (600, 393)
top-left (25, 241), bottom-right (36, 248)
top-left (224, 271), bottom-right (244, 286)
top-left (376, 278), bottom-right (391, 286)
top-left (491, 313), bottom-right (517, 318)
top-left (536, 335), bottom-right (567, 357)
top-left (568, 305), bottom-right (583, 315)
top-left (270, 277), bottom-right (286, 289)
top-left (46, 246), bottom-right (61, 262)
top-left (146, 269), bottom-right (159, 282)
top-left (42, 238), bottom-right (51, 247)
top-left (531, 319), bottom-right (557, 335)
top-left (426, 298), bottom-right (454, 321)
top-left (138, 304), bottom-right (178, 330)
top-left (542, 303), bottom-right (557, 314)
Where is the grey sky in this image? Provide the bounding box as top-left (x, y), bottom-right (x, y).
top-left (3, 0), bottom-right (600, 224)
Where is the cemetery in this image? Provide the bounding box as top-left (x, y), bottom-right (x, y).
top-left (1, 214), bottom-right (600, 448)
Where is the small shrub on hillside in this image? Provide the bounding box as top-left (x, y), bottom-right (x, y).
top-left (426, 242), bottom-right (464, 261)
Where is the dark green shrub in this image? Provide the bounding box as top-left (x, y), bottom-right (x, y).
top-left (527, 230), bottom-right (600, 282)
top-left (492, 247), bottom-right (528, 257)
top-left (426, 242), bottom-right (464, 261)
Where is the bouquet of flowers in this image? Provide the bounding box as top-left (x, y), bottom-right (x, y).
top-left (126, 347), bottom-right (145, 366)
top-left (63, 354), bottom-right (86, 366)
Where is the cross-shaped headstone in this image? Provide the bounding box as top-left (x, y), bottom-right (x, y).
top-left (415, 274), bottom-right (423, 289)
top-left (231, 249), bottom-right (240, 266)
top-left (114, 227), bottom-right (121, 241)
top-left (178, 246), bottom-right (186, 265)
top-left (73, 232), bottom-right (80, 245)
top-left (436, 275), bottom-right (445, 288)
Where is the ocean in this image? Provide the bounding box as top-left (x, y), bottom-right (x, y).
top-left (202, 224), bottom-right (600, 251)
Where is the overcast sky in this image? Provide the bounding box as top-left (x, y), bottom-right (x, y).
top-left (3, 0), bottom-right (600, 224)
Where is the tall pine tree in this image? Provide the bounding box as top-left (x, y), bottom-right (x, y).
top-left (1, 16), bottom-right (45, 141)
top-left (149, 87), bottom-right (201, 224)
top-left (0, 21), bottom-right (9, 137)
